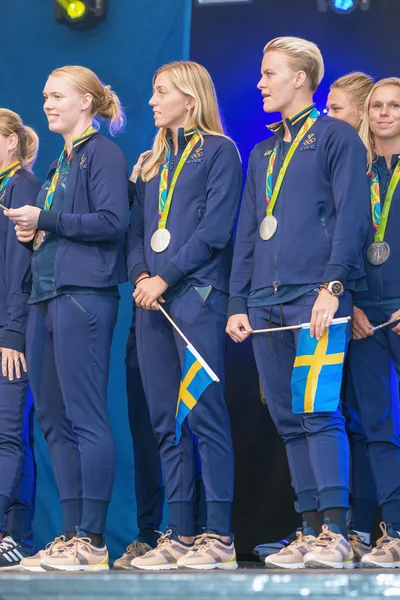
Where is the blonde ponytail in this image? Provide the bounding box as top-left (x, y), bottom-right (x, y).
top-left (0, 109), bottom-right (39, 172)
top-left (50, 65), bottom-right (126, 136)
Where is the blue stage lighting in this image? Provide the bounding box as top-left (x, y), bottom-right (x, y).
top-left (330, 0), bottom-right (357, 12)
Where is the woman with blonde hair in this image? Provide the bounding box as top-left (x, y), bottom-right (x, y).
top-left (126, 60), bottom-right (242, 570)
top-left (227, 37), bottom-right (370, 569)
top-left (327, 72), bottom-right (374, 131)
top-left (6, 66), bottom-right (129, 571)
top-left (0, 109), bottom-right (40, 570)
top-left (346, 77), bottom-right (400, 568)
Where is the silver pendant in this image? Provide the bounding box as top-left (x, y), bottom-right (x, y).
top-left (150, 228), bottom-right (171, 253)
top-left (259, 215), bottom-right (278, 241)
top-left (367, 241), bottom-right (390, 265)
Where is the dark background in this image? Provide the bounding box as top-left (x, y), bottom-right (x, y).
top-left (190, 0), bottom-right (397, 557)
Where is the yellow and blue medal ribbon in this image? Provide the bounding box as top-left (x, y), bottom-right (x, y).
top-left (370, 160), bottom-right (400, 243)
top-left (0, 161), bottom-right (21, 196)
top-left (158, 131), bottom-right (201, 229)
top-left (265, 108), bottom-right (319, 217)
top-left (43, 125), bottom-right (97, 212)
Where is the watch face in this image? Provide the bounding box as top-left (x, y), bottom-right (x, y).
top-left (331, 282), bottom-right (343, 295)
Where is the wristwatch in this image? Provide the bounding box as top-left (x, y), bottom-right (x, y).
top-left (320, 281), bottom-right (344, 297)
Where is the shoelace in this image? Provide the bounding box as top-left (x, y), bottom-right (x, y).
top-left (314, 524), bottom-right (341, 548)
top-left (126, 540), bottom-right (145, 554)
top-left (279, 530), bottom-right (313, 554)
top-left (45, 535), bottom-right (69, 556)
top-left (154, 530), bottom-right (174, 548)
top-left (68, 537), bottom-right (98, 559)
top-left (348, 533), bottom-right (367, 548)
top-left (375, 522), bottom-right (396, 548)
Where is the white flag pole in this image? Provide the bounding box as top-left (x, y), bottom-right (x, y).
top-left (158, 304), bottom-right (220, 382)
top-left (252, 316), bottom-right (351, 335)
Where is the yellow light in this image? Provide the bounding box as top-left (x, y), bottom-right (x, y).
top-left (66, 1), bottom-right (86, 19)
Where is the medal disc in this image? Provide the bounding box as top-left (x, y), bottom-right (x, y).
top-left (259, 215), bottom-right (278, 241)
top-left (150, 228), bottom-right (171, 253)
top-left (33, 230), bottom-right (46, 251)
top-left (367, 241), bottom-right (390, 265)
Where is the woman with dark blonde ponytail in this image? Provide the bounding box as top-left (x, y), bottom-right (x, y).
top-left (5, 66), bottom-right (129, 572)
top-left (0, 109), bottom-right (40, 569)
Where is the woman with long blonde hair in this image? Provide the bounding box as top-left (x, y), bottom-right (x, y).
top-left (0, 109), bottom-right (40, 570)
top-left (346, 77), bottom-right (400, 568)
top-left (6, 66), bottom-right (129, 572)
top-left (126, 61), bottom-right (242, 570)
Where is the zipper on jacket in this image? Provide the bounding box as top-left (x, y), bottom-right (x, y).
top-left (320, 215), bottom-right (331, 249)
top-left (273, 281), bottom-right (280, 294)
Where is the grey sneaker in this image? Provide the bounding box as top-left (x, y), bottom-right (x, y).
top-left (113, 541), bottom-right (152, 570)
top-left (131, 530), bottom-right (193, 571)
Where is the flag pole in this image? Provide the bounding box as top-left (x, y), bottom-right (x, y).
top-left (371, 316), bottom-right (400, 332)
top-left (158, 304), bottom-right (191, 346)
top-left (252, 316), bottom-right (351, 335)
top-left (158, 304), bottom-right (220, 383)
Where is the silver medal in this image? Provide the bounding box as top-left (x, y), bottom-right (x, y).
top-left (259, 215), bottom-right (278, 241)
top-left (367, 241), bottom-right (390, 265)
top-left (150, 228), bottom-right (171, 253)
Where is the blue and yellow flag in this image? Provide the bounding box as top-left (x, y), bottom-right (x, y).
top-left (175, 343), bottom-right (219, 444)
top-left (291, 319), bottom-right (348, 414)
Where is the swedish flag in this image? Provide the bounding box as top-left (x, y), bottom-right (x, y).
top-left (175, 343), bottom-right (218, 444)
top-left (291, 320), bottom-right (348, 414)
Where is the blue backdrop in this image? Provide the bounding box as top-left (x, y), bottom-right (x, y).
top-left (0, 0), bottom-right (191, 559)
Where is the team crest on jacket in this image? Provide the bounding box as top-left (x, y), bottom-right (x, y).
top-left (264, 148), bottom-right (273, 157)
top-left (187, 147), bottom-right (203, 164)
top-left (79, 153), bottom-right (87, 169)
top-left (299, 133), bottom-right (316, 151)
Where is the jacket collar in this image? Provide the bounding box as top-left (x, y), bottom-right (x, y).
top-left (166, 127), bottom-right (198, 153)
top-left (268, 104), bottom-right (317, 140)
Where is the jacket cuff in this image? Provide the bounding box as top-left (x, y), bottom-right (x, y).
top-left (158, 261), bottom-right (184, 287)
top-left (130, 262), bottom-right (149, 285)
top-left (38, 209), bottom-right (59, 233)
top-left (0, 330), bottom-right (25, 353)
top-left (227, 296), bottom-right (248, 317)
top-left (322, 265), bottom-right (349, 287)
top-left (128, 180), bottom-right (136, 204)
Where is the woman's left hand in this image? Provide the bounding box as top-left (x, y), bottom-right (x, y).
top-left (4, 206), bottom-right (41, 230)
top-left (133, 275), bottom-right (168, 310)
top-left (390, 309), bottom-right (400, 334)
top-left (0, 348), bottom-right (27, 381)
top-left (310, 288), bottom-right (339, 341)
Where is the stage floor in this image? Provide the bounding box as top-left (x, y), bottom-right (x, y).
top-left (1, 566), bottom-right (400, 600)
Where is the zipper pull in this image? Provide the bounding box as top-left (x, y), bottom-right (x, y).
top-left (273, 281), bottom-right (279, 294)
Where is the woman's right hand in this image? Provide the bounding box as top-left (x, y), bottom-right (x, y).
top-left (352, 306), bottom-right (374, 340)
top-left (130, 151), bottom-right (151, 184)
top-left (226, 314), bottom-right (253, 343)
top-left (15, 225), bottom-right (36, 243)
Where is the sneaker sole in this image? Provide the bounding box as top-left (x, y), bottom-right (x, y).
top-left (131, 563), bottom-right (178, 571)
top-left (177, 562), bottom-right (238, 570)
top-left (21, 565), bottom-right (45, 572)
top-left (40, 564), bottom-right (109, 572)
top-left (361, 559), bottom-right (400, 569)
top-left (305, 558), bottom-right (354, 569)
top-left (0, 565), bottom-right (23, 571)
top-left (265, 560), bottom-right (304, 569)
